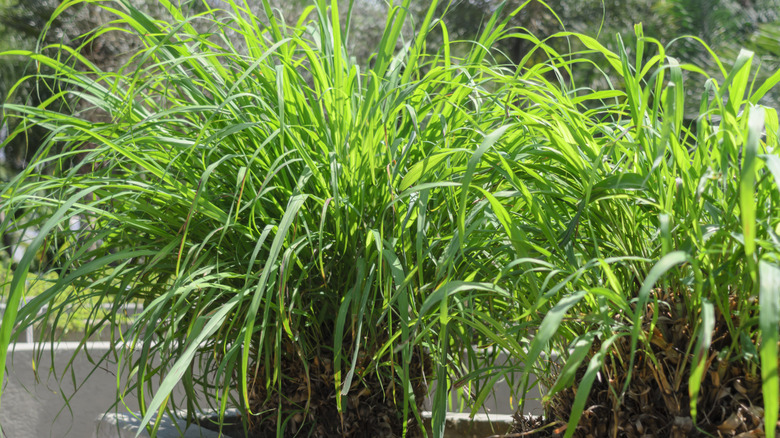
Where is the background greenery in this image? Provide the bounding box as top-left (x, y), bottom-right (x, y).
top-left (3, 0), bottom-right (780, 178)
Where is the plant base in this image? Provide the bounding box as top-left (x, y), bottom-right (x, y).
top-left (511, 290), bottom-right (780, 437)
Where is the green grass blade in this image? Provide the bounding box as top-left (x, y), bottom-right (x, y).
top-left (689, 299), bottom-right (715, 424)
top-left (458, 125), bottom-right (511, 240)
top-left (0, 186), bottom-right (99, 414)
top-left (564, 334), bottom-right (620, 438)
top-left (240, 194), bottom-right (308, 409)
top-left (759, 261), bottom-right (780, 438)
top-left (545, 331), bottom-right (597, 401)
top-left (623, 251), bottom-right (689, 396)
top-left (522, 291), bottom-right (587, 410)
top-left (741, 106), bottom-right (765, 267)
top-left (138, 296), bottom-right (239, 434)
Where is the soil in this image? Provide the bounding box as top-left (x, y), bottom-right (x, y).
top-left (208, 344), bottom-right (431, 438)
top-left (510, 289), bottom-right (780, 438)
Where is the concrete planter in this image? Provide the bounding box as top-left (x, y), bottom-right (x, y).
top-left (1, 342), bottom-right (139, 438)
top-left (94, 411), bottom-right (226, 438)
top-left (93, 349), bottom-right (542, 438)
top-left (94, 410), bottom-right (517, 438)
top-left (3, 338), bottom-right (541, 438)
top-left (1, 340), bottom-right (195, 438)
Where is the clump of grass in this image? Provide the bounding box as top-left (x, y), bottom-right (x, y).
top-left (2, 0), bottom-right (778, 437)
top-left (0, 0), bottom-right (553, 436)
top-left (480, 25), bottom-right (780, 438)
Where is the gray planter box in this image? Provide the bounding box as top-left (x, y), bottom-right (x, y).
top-left (94, 410), bottom-right (517, 438)
top-left (1, 342), bottom-right (137, 438)
top-left (3, 340), bottom-right (540, 438)
top-left (94, 412), bottom-right (225, 438)
top-left (1, 341), bottom-right (194, 438)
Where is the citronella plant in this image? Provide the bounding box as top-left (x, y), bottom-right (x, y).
top-left (0, 0), bottom-right (553, 436)
top-left (475, 26), bottom-right (780, 437)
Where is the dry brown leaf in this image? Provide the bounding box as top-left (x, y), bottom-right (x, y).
top-left (734, 380), bottom-right (748, 395)
top-left (718, 412), bottom-right (745, 432)
top-left (711, 370), bottom-right (721, 388)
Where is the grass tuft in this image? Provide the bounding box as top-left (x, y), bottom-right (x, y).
top-left (1, 2), bottom-right (778, 437)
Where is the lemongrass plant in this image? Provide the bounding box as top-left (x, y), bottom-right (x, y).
top-left (0, 0), bottom-right (555, 436)
top-left (3, 0), bottom-right (778, 436)
top-left (467, 25), bottom-right (780, 437)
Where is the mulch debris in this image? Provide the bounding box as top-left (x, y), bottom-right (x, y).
top-left (509, 289), bottom-right (780, 438)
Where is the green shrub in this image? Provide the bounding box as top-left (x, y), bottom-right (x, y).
top-left (0, 0), bottom-right (528, 435)
top-left (2, 0), bottom-right (778, 437)
top-left (481, 27), bottom-right (780, 438)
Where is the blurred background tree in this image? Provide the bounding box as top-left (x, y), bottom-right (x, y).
top-left (411, 0), bottom-right (780, 108)
top-left (0, 0), bottom-right (158, 172)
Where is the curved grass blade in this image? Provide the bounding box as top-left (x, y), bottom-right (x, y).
top-left (138, 296), bottom-right (239, 435)
top-left (521, 290), bottom-right (588, 413)
top-left (240, 194), bottom-right (308, 410)
top-left (622, 251), bottom-right (689, 396)
top-left (563, 334), bottom-right (620, 438)
top-left (0, 186), bottom-right (100, 417)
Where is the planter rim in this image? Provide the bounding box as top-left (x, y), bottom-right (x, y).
top-left (95, 410), bottom-right (521, 438)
